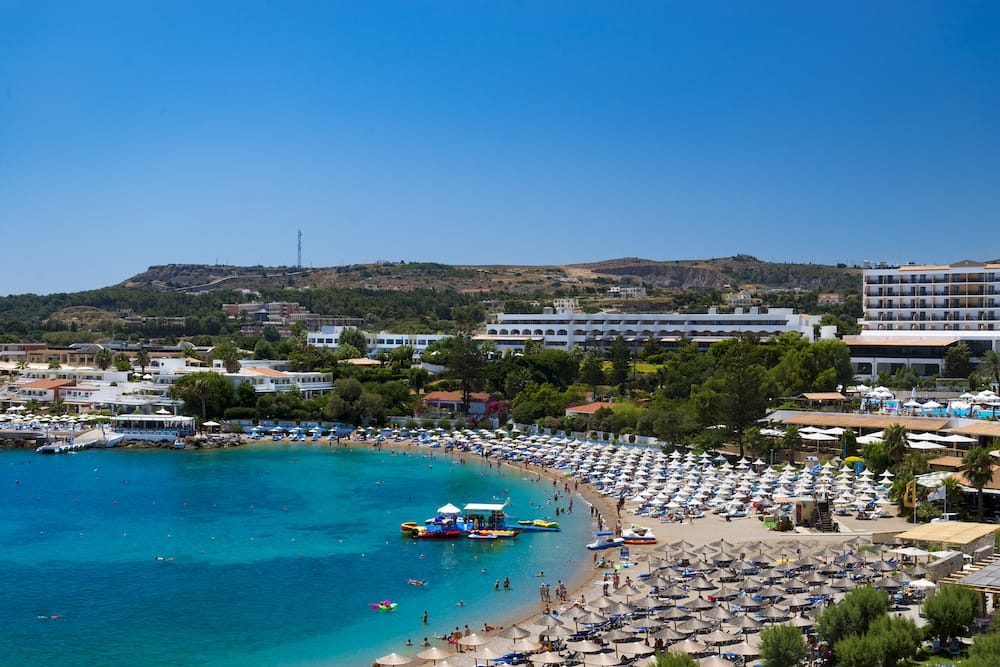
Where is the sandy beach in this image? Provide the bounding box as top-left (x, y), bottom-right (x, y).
top-left (335, 434), bottom-right (914, 666)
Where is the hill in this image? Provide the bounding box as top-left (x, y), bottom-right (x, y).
top-left (119, 256), bottom-right (861, 296)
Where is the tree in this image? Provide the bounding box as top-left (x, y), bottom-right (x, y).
top-left (881, 424), bottom-right (908, 468)
top-left (817, 585), bottom-right (890, 646)
top-left (759, 624), bottom-right (809, 667)
top-left (865, 615), bottom-right (921, 667)
top-left (447, 335), bottom-right (486, 414)
top-left (113, 352), bottom-right (132, 372)
top-left (922, 584), bottom-right (981, 644)
top-left (339, 328), bottom-right (368, 356)
top-left (170, 371), bottom-right (234, 420)
top-left (966, 630), bottom-right (1000, 667)
top-left (95, 347), bottom-right (112, 370)
top-left (213, 341), bottom-right (242, 374)
top-left (962, 445), bottom-right (996, 521)
top-left (979, 349), bottom-right (1000, 390)
top-left (609, 335), bottom-right (631, 392)
top-left (652, 652), bottom-right (697, 667)
top-left (781, 426), bottom-right (803, 464)
top-left (943, 343), bottom-right (973, 380)
top-left (236, 380), bottom-right (258, 409)
top-left (833, 634), bottom-right (882, 667)
top-left (691, 335), bottom-right (775, 457)
top-left (135, 346), bottom-right (150, 376)
top-left (579, 351), bottom-right (605, 397)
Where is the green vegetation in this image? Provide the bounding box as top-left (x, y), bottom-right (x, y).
top-left (758, 624), bottom-right (809, 667)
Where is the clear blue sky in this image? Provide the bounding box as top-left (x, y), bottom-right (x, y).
top-left (2, 1), bottom-right (998, 296)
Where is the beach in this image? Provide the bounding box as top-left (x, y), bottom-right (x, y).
top-left (353, 434), bottom-right (913, 666)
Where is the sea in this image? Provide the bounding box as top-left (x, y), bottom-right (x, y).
top-left (0, 444), bottom-right (595, 666)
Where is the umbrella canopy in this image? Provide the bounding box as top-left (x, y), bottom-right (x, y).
top-left (416, 646), bottom-right (454, 661)
top-left (584, 651), bottom-right (624, 666)
top-left (499, 625), bottom-right (532, 639)
top-left (375, 653), bottom-right (412, 665)
top-left (458, 633), bottom-right (490, 648)
top-left (699, 657), bottom-right (735, 667)
top-left (530, 651), bottom-right (568, 665)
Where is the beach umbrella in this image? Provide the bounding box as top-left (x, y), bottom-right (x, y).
top-left (530, 651), bottom-right (568, 665)
top-left (727, 615), bottom-right (762, 632)
top-left (702, 629), bottom-right (738, 645)
top-left (677, 618), bottom-right (712, 634)
top-left (473, 645), bottom-right (508, 663)
top-left (458, 633), bottom-right (490, 649)
top-left (722, 641), bottom-right (760, 657)
top-left (567, 639), bottom-right (606, 653)
top-left (416, 646), bottom-right (454, 662)
top-left (536, 615), bottom-right (567, 628)
top-left (511, 637), bottom-right (543, 652)
top-left (699, 657), bottom-right (734, 667)
top-left (499, 625), bottom-right (532, 639)
top-left (584, 651), bottom-right (624, 666)
top-left (375, 653), bottom-right (412, 665)
top-left (670, 638), bottom-right (710, 655)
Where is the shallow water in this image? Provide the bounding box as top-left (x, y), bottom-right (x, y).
top-left (0, 445), bottom-right (593, 666)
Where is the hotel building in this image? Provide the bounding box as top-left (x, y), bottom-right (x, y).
top-left (476, 299), bottom-right (833, 354)
top-left (847, 260), bottom-right (1000, 379)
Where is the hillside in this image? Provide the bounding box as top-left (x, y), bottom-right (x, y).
top-left (118, 256), bottom-right (862, 296)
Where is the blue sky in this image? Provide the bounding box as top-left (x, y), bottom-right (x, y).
top-left (1, 1), bottom-right (998, 296)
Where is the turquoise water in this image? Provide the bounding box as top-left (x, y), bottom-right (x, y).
top-left (0, 445), bottom-right (593, 666)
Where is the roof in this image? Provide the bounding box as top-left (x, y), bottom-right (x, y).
top-left (770, 411), bottom-right (951, 431)
top-left (957, 561), bottom-right (1000, 594)
top-left (950, 464), bottom-right (1000, 491)
top-left (801, 392), bottom-right (847, 401)
top-left (423, 391), bottom-right (491, 403)
top-left (895, 522), bottom-right (999, 546)
top-left (343, 358), bottom-right (381, 366)
top-left (898, 264), bottom-right (953, 271)
top-left (947, 422), bottom-right (1000, 438)
top-left (844, 336), bottom-right (960, 347)
top-left (565, 401), bottom-right (615, 415)
top-left (20, 379), bottom-right (76, 390)
top-left (928, 456), bottom-right (965, 470)
top-left (463, 502), bottom-right (508, 512)
top-left (242, 367), bottom-right (287, 377)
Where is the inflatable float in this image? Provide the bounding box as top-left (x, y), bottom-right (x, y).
top-left (370, 599), bottom-right (398, 612)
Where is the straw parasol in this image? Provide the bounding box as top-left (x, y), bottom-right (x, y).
top-left (375, 652), bottom-right (412, 665)
top-left (416, 646), bottom-right (454, 662)
top-left (530, 651), bottom-right (568, 665)
top-left (499, 625), bottom-right (532, 639)
top-left (458, 633), bottom-right (490, 649)
top-left (584, 651), bottom-right (625, 666)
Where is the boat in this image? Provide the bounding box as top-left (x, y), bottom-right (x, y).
top-left (587, 534), bottom-right (626, 550)
top-left (402, 499), bottom-right (518, 538)
top-left (516, 519), bottom-right (561, 532)
top-left (621, 524), bottom-right (657, 545)
top-left (412, 527), bottom-right (465, 539)
top-left (400, 521), bottom-right (420, 534)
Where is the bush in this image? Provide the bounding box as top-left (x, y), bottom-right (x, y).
top-left (923, 584), bottom-right (982, 643)
top-left (224, 407), bottom-right (257, 421)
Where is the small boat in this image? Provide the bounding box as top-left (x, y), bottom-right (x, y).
top-left (412, 527), bottom-right (465, 539)
top-left (400, 521), bottom-right (420, 534)
top-left (587, 535), bottom-right (626, 550)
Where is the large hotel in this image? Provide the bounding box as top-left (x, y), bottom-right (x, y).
top-left (846, 260), bottom-right (1000, 379)
top-left (477, 299), bottom-right (834, 353)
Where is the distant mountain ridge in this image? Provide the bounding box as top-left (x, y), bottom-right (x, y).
top-left (118, 256), bottom-right (862, 295)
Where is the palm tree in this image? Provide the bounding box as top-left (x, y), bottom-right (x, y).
top-left (980, 350), bottom-right (1000, 391)
top-left (882, 424), bottom-right (908, 468)
top-left (95, 347), bottom-right (113, 371)
top-left (135, 347), bottom-right (150, 376)
top-left (962, 445), bottom-right (995, 521)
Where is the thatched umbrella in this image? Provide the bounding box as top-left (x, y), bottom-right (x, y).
top-left (375, 653), bottom-right (412, 665)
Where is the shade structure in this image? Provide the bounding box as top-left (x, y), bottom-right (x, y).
top-left (566, 639), bottom-right (606, 653)
top-left (458, 633), bottom-right (490, 648)
top-left (416, 646), bottom-right (454, 661)
top-left (511, 637), bottom-right (543, 652)
top-left (530, 651), bottom-right (568, 665)
top-left (670, 638), bottom-right (710, 655)
top-left (375, 652), bottom-right (412, 665)
top-left (699, 657), bottom-right (735, 667)
top-left (701, 629), bottom-right (739, 645)
top-left (584, 651), bottom-right (625, 666)
top-left (499, 624), bottom-right (532, 639)
top-left (473, 646), bottom-right (508, 662)
top-left (721, 641), bottom-right (761, 657)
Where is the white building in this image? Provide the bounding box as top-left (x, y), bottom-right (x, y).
top-left (477, 303), bottom-right (833, 353)
top-left (307, 325), bottom-right (446, 358)
top-left (847, 260), bottom-right (1000, 380)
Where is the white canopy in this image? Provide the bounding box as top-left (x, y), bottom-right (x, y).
top-left (437, 503), bottom-right (462, 514)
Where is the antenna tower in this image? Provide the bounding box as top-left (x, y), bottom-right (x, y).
top-left (297, 229), bottom-right (302, 268)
